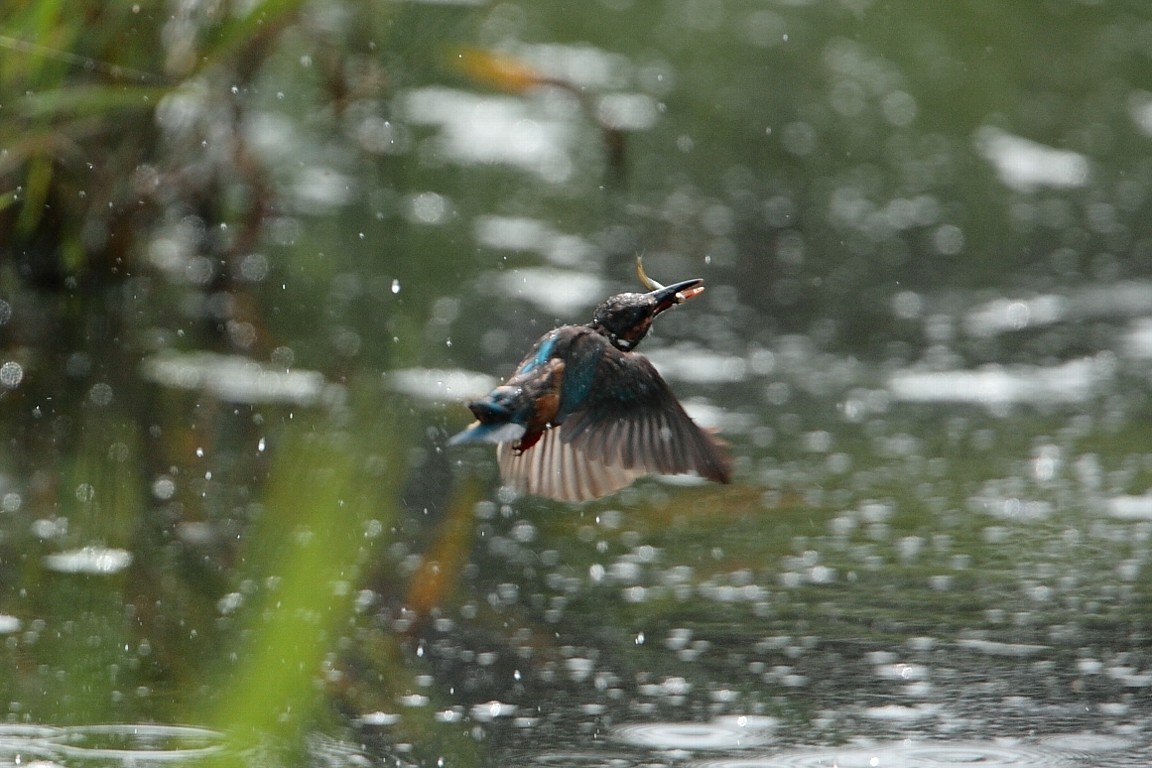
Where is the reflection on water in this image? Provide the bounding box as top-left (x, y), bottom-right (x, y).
top-left (964, 282), bottom-right (1152, 338)
top-left (1107, 494), bottom-right (1152, 521)
top-left (496, 267), bottom-right (606, 315)
top-left (401, 87), bottom-right (577, 182)
top-left (963, 295), bottom-right (1069, 338)
top-left (645, 346), bottom-right (753, 384)
top-left (974, 126), bottom-right (1091, 193)
top-left (387, 367), bottom-right (496, 403)
top-left (42, 546), bottom-right (134, 575)
top-left (141, 352), bottom-right (335, 406)
top-left (473, 216), bottom-right (600, 268)
top-left (886, 357), bottom-right (1110, 406)
top-left (595, 93), bottom-right (660, 131)
top-left (861, 703), bottom-right (940, 722)
top-left (612, 718), bottom-right (777, 751)
top-left (1123, 317), bottom-right (1152, 359)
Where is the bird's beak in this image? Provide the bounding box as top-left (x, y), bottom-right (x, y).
top-left (651, 277), bottom-right (705, 313)
top-left (637, 255), bottom-right (704, 313)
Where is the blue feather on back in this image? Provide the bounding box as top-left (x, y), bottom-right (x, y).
top-left (521, 332), bottom-right (558, 373)
top-left (556, 334), bottom-right (603, 417)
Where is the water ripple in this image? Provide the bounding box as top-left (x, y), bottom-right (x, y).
top-left (55, 724), bottom-right (225, 762)
top-left (0, 724), bottom-right (225, 765)
top-left (692, 740), bottom-right (1063, 767)
top-left (612, 720), bottom-right (775, 751)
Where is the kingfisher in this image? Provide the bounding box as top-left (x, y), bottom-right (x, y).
top-left (449, 257), bottom-right (731, 502)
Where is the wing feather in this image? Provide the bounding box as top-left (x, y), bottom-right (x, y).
top-left (498, 426), bottom-right (642, 502)
top-left (562, 350), bottom-right (730, 483)
top-left (492, 342), bottom-right (730, 501)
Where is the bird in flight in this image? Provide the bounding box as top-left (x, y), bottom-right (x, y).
top-left (449, 257), bottom-right (731, 502)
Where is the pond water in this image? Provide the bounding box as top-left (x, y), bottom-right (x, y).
top-left (2, 1), bottom-right (1152, 767)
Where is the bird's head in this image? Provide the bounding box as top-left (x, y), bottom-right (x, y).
top-left (590, 257), bottom-right (704, 351)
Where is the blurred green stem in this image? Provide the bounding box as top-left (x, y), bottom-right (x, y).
top-left (202, 400), bottom-right (402, 758)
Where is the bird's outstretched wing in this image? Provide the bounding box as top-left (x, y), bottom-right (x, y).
top-left (559, 350), bottom-right (730, 483)
top-left (497, 426), bottom-right (643, 502)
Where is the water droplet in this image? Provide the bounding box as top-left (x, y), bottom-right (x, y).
top-left (88, 382), bottom-right (113, 406)
top-left (151, 476), bottom-right (176, 500)
top-left (0, 361), bottom-right (23, 389)
top-left (239, 253), bottom-right (269, 282)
